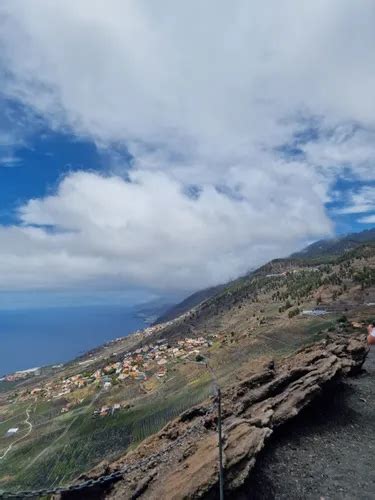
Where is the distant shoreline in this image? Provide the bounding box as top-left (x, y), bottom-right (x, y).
top-left (0, 305), bottom-right (146, 375)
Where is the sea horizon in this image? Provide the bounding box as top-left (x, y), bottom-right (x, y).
top-left (0, 305), bottom-right (146, 375)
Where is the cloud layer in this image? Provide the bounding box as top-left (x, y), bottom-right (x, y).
top-left (0, 0), bottom-right (374, 292)
top-left (0, 166), bottom-right (330, 291)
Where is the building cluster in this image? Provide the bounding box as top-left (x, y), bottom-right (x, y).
top-left (22, 373), bottom-right (95, 402)
top-left (93, 403), bottom-right (121, 418)
top-left (15, 336), bottom-right (212, 411)
top-left (101, 335), bottom-right (210, 382)
top-left (3, 367), bottom-right (41, 382)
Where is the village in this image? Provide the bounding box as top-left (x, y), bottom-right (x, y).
top-left (1, 366), bottom-right (41, 382)
top-left (12, 335), bottom-right (213, 418)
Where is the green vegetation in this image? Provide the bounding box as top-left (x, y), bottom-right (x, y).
top-left (0, 369), bottom-right (212, 491)
top-left (1, 236), bottom-right (374, 493)
top-left (288, 307), bottom-right (300, 319)
top-left (354, 266), bottom-right (375, 289)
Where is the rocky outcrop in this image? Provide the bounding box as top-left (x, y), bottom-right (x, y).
top-left (60, 334), bottom-right (368, 500)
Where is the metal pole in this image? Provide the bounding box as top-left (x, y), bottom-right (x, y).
top-left (217, 387), bottom-right (224, 500)
top-left (194, 355), bottom-right (224, 499)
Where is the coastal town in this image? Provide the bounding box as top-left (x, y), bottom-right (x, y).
top-left (5, 335), bottom-right (213, 418)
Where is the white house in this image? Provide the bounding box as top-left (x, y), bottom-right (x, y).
top-left (6, 427), bottom-right (19, 437)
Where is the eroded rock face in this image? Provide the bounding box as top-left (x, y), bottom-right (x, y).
top-left (60, 334), bottom-right (368, 500)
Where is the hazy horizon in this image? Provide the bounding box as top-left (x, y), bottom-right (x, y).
top-left (0, 305), bottom-right (146, 374)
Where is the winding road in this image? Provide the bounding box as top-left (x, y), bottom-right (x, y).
top-left (0, 404), bottom-right (33, 461)
top-left (24, 388), bottom-right (103, 472)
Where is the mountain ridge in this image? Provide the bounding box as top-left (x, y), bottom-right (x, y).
top-left (291, 227), bottom-right (375, 259)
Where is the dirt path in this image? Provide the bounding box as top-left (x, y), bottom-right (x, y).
top-left (0, 404), bottom-right (33, 461)
top-left (238, 347), bottom-right (375, 500)
top-left (24, 389), bottom-right (103, 472)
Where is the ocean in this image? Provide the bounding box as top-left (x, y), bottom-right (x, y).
top-left (0, 306), bottom-right (145, 375)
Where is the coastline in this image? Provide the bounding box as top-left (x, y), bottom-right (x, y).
top-left (0, 305), bottom-right (146, 375)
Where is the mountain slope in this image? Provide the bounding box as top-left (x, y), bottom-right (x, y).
top-left (291, 227), bottom-right (375, 259)
top-left (152, 284), bottom-right (225, 325)
top-left (155, 228), bottom-right (375, 326)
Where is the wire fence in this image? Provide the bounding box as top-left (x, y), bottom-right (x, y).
top-left (0, 403), bottom-right (214, 498)
top-left (0, 355), bottom-right (224, 499)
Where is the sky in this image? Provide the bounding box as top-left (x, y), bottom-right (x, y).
top-left (0, 0), bottom-right (374, 308)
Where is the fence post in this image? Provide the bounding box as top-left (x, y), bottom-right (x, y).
top-left (217, 387), bottom-right (224, 500)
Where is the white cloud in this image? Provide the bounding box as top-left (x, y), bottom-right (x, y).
top-left (0, 154), bottom-right (21, 167)
top-left (2, 1), bottom-right (375, 163)
top-left (0, 167), bottom-right (330, 291)
top-left (0, 96), bottom-right (43, 168)
top-left (0, 0), bottom-right (374, 291)
top-left (302, 125), bottom-right (375, 182)
top-left (358, 214), bottom-right (375, 224)
top-left (337, 186), bottom-right (375, 215)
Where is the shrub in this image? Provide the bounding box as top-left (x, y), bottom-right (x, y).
top-left (337, 315), bottom-right (348, 324)
top-left (288, 307), bottom-right (300, 319)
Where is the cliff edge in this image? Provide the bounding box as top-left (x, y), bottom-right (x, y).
top-left (59, 333), bottom-right (368, 499)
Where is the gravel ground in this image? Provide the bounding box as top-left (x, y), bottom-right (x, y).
top-left (237, 347), bottom-right (375, 500)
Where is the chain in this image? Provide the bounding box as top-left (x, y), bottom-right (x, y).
top-left (0, 404), bottom-right (214, 499)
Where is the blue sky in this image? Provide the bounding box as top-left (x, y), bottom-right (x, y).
top-left (0, 1), bottom-right (374, 309)
top-left (0, 100), bottom-right (133, 225)
top-left (0, 130), bottom-right (101, 225)
top-left (1, 120), bottom-right (372, 234)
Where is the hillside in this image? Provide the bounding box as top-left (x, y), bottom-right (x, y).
top-left (291, 227), bottom-right (375, 259)
top-left (0, 229), bottom-right (374, 497)
top-left (153, 284), bottom-right (226, 325)
top-left (156, 228), bottom-right (375, 325)
top-left (80, 334), bottom-right (369, 500)
top-left (150, 233), bottom-right (375, 345)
